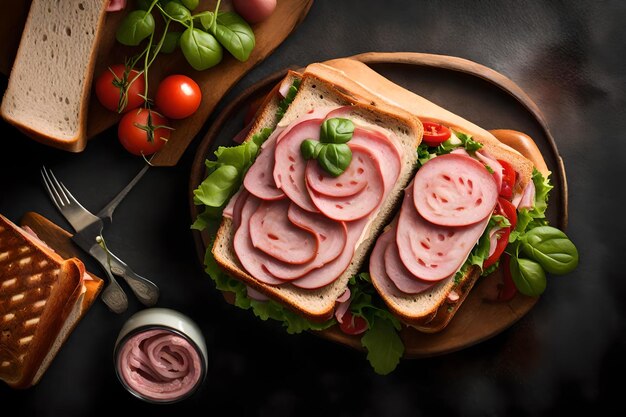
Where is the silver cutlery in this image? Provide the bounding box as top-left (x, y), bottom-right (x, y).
top-left (41, 166), bottom-right (159, 312)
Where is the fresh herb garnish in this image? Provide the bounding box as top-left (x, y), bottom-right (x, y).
top-left (301, 117), bottom-right (355, 177)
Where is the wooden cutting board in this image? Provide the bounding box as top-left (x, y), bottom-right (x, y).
top-left (0, 0), bottom-right (314, 166)
top-left (19, 212), bottom-right (104, 310)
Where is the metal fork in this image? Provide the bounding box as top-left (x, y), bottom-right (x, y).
top-left (41, 168), bottom-right (128, 313)
top-left (41, 167), bottom-right (159, 307)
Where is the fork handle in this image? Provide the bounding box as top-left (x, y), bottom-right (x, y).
top-left (107, 252), bottom-right (160, 306)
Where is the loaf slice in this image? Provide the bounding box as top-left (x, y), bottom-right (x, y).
top-left (0, 0), bottom-right (109, 152)
top-left (212, 72), bottom-right (423, 322)
top-left (0, 214), bottom-right (85, 389)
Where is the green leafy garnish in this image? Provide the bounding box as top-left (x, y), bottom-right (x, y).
top-left (301, 118), bottom-right (355, 177)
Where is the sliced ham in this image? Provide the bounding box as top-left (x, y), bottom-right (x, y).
top-left (412, 153), bottom-right (498, 227)
top-left (515, 179), bottom-right (536, 209)
top-left (305, 156), bottom-right (367, 197)
top-left (273, 119), bottom-right (322, 212)
top-left (384, 228), bottom-right (436, 294)
top-left (244, 129), bottom-right (286, 201)
top-left (349, 127), bottom-right (401, 190)
top-left (397, 186), bottom-right (490, 281)
top-left (290, 218), bottom-right (367, 289)
top-left (475, 150), bottom-right (503, 191)
top-left (233, 195), bottom-right (284, 285)
top-left (249, 199), bottom-right (318, 265)
top-left (263, 205), bottom-right (347, 280)
top-left (334, 288), bottom-right (351, 324)
top-left (307, 144), bottom-right (384, 221)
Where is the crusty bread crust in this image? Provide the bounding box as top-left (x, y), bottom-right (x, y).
top-left (212, 72), bottom-right (423, 322)
top-left (0, 0), bottom-right (109, 152)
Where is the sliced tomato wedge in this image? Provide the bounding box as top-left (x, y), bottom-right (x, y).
top-left (422, 121), bottom-right (451, 147)
top-left (483, 197), bottom-right (517, 269)
top-left (497, 254), bottom-right (517, 301)
top-left (338, 311), bottom-right (368, 335)
top-left (498, 159), bottom-right (516, 199)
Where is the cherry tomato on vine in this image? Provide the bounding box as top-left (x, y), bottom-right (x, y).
top-left (498, 159), bottom-right (517, 199)
top-left (95, 64), bottom-right (145, 113)
top-left (339, 311), bottom-right (368, 335)
top-left (422, 121), bottom-right (451, 147)
top-left (155, 75), bottom-right (202, 120)
top-left (118, 108), bottom-right (171, 156)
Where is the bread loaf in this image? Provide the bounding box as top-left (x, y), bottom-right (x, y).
top-left (0, 0), bottom-right (109, 152)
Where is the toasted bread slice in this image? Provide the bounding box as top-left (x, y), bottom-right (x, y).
top-left (212, 72), bottom-right (423, 322)
top-left (0, 0), bottom-right (109, 152)
top-left (304, 59), bottom-right (539, 332)
top-left (0, 214), bottom-right (100, 388)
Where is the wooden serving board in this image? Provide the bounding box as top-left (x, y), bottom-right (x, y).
top-left (188, 52), bottom-right (568, 358)
top-left (19, 212), bottom-right (104, 310)
top-left (0, 0), bottom-right (314, 166)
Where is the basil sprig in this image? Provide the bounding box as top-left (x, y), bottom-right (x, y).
top-left (116, 0), bottom-right (255, 72)
top-left (301, 118), bottom-right (355, 177)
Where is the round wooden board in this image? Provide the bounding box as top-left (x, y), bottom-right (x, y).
top-left (188, 52), bottom-right (568, 358)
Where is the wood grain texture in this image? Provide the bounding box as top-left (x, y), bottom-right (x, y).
top-left (188, 53), bottom-right (568, 358)
top-left (19, 212), bottom-right (103, 310)
top-left (0, 0), bottom-right (314, 165)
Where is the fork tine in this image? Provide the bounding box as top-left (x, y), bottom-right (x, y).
top-left (46, 168), bottom-right (71, 206)
top-left (41, 166), bottom-right (64, 210)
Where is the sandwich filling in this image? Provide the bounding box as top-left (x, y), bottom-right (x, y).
top-left (225, 106), bottom-right (402, 290)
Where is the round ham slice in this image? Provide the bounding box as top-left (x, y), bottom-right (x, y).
top-left (263, 204), bottom-right (347, 280)
top-left (307, 144), bottom-right (384, 221)
top-left (383, 229), bottom-right (436, 294)
top-left (475, 150), bottom-right (503, 191)
top-left (349, 127), bottom-right (401, 191)
top-left (244, 130), bottom-right (285, 201)
top-left (290, 217), bottom-right (368, 289)
top-left (233, 196), bottom-right (284, 285)
top-left (305, 157), bottom-right (367, 197)
top-left (413, 153), bottom-right (498, 227)
top-left (397, 186), bottom-right (490, 281)
top-left (273, 119), bottom-right (322, 212)
top-left (249, 199), bottom-right (318, 265)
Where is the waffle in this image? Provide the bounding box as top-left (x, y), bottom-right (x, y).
top-left (0, 215), bottom-right (83, 388)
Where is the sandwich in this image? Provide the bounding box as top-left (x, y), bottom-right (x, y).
top-left (0, 213), bottom-right (102, 389)
top-left (192, 59), bottom-right (578, 374)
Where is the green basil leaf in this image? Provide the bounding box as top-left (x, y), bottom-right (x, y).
top-left (193, 165), bottom-right (238, 207)
top-left (300, 139), bottom-right (323, 160)
top-left (164, 1), bottom-right (191, 22)
top-left (182, 0), bottom-right (199, 10)
top-left (198, 12), bottom-right (216, 30)
top-left (180, 28), bottom-right (223, 70)
top-left (213, 12), bottom-right (255, 62)
top-left (160, 31), bottom-right (181, 53)
top-left (320, 117), bottom-right (355, 144)
top-left (116, 10), bottom-right (155, 46)
top-left (318, 144), bottom-right (352, 177)
top-left (510, 257), bottom-right (547, 296)
top-left (520, 226), bottom-right (579, 274)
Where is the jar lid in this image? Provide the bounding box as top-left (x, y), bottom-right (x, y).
top-left (114, 308), bottom-right (207, 403)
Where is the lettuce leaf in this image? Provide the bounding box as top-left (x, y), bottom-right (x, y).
top-left (361, 316), bottom-right (404, 375)
top-left (276, 78), bottom-right (301, 119)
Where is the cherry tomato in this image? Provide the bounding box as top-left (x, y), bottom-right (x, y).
top-left (497, 254), bottom-right (518, 301)
top-left (483, 197), bottom-right (517, 269)
top-left (95, 64), bottom-right (145, 113)
top-left (421, 121), bottom-right (451, 147)
top-left (155, 75), bottom-right (202, 120)
top-left (338, 311), bottom-right (368, 335)
top-left (232, 0), bottom-right (277, 24)
top-left (118, 108), bottom-right (171, 156)
top-left (498, 159), bottom-right (517, 199)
